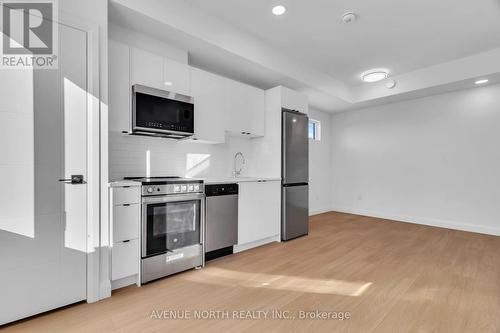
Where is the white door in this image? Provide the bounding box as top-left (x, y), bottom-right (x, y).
top-left (0, 21), bottom-right (88, 324)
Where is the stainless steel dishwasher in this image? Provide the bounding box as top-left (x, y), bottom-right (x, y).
top-left (205, 183), bottom-right (238, 261)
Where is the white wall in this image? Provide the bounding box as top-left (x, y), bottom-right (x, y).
top-left (308, 109), bottom-right (332, 215)
top-left (330, 84), bottom-right (500, 236)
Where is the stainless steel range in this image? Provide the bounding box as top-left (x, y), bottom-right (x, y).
top-left (125, 177), bottom-right (205, 284)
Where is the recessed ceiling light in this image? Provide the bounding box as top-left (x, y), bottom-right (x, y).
top-left (475, 79), bottom-right (488, 85)
top-left (164, 81), bottom-right (173, 86)
top-left (272, 5), bottom-right (286, 16)
top-left (361, 69), bottom-right (389, 83)
top-left (342, 12), bottom-right (357, 24)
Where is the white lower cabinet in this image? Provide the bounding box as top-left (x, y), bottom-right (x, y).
top-left (113, 204), bottom-right (140, 243)
top-left (237, 181), bottom-right (281, 247)
top-left (112, 239), bottom-right (139, 281)
top-left (112, 186), bottom-right (140, 205)
top-left (110, 184), bottom-right (141, 288)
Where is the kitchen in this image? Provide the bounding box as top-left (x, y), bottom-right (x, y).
top-left (1, 0), bottom-right (500, 332)
top-left (108, 27), bottom-right (310, 285)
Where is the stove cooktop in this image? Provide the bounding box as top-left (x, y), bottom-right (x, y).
top-left (124, 176), bottom-right (203, 185)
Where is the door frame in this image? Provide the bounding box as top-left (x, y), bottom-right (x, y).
top-left (57, 9), bottom-right (108, 303)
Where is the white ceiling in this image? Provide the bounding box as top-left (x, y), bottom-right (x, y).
top-left (187, 0), bottom-right (500, 86)
top-left (110, 0), bottom-right (500, 112)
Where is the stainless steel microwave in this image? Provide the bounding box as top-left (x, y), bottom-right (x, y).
top-left (132, 84), bottom-right (194, 139)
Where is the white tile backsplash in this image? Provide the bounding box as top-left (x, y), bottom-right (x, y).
top-left (109, 132), bottom-right (259, 181)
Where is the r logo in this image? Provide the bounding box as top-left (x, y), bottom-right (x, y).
top-left (2, 1), bottom-right (53, 54)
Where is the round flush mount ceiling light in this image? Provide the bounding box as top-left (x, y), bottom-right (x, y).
top-left (272, 5), bottom-right (286, 16)
top-left (475, 79), bottom-right (489, 85)
top-left (342, 12), bottom-right (357, 24)
top-left (361, 69), bottom-right (389, 83)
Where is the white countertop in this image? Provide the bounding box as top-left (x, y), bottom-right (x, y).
top-left (109, 177), bottom-right (281, 186)
top-left (109, 180), bottom-right (141, 187)
top-left (202, 177), bottom-right (281, 185)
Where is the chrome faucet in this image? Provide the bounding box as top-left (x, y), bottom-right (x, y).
top-left (233, 152), bottom-right (246, 177)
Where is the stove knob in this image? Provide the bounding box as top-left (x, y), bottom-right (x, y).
top-left (173, 185), bottom-right (181, 193)
top-left (147, 187), bottom-right (154, 193)
top-left (194, 184), bottom-right (200, 192)
top-left (181, 185), bottom-right (188, 192)
top-left (188, 185), bottom-right (194, 192)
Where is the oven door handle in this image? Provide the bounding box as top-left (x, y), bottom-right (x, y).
top-left (142, 193), bottom-right (205, 204)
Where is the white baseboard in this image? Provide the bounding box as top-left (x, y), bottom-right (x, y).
top-left (111, 275), bottom-right (139, 291)
top-left (234, 235), bottom-right (280, 253)
top-left (309, 208), bottom-right (331, 216)
top-left (331, 206), bottom-right (500, 236)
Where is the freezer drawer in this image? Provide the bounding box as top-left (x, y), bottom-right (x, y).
top-left (282, 184), bottom-right (309, 241)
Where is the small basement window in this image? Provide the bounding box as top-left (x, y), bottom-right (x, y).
top-left (308, 119), bottom-right (321, 141)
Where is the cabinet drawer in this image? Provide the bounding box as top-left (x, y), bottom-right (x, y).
top-left (112, 239), bottom-right (139, 281)
top-left (112, 186), bottom-right (140, 205)
top-left (113, 204), bottom-right (140, 243)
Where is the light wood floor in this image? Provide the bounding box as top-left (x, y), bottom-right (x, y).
top-left (3, 212), bottom-right (500, 333)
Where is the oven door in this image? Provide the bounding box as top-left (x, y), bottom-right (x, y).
top-left (142, 194), bottom-right (204, 258)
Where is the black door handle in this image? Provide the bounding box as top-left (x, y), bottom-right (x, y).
top-left (59, 175), bottom-right (86, 184)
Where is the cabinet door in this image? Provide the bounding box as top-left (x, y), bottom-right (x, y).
top-left (109, 40), bottom-right (130, 133)
top-left (112, 186), bottom-right (140, 205)
top-left (224, 79), bottom-right (265, 137)
top-left (190, 68), bottom-right (225, 143)
top-left (112, 239), bottom-right (139, 281)
top-left (112, 204), bottom-right (140, 243)
top-left (224, 79), bottom-right (250, 135)
top-left (163, 58), bottom-right (190, 96)
top-left (130, 48), bottom-right (163, 90)
top-left (238, 181), bottom-right (281, 245)
top-left (247, 87), bottom-right (265, 137)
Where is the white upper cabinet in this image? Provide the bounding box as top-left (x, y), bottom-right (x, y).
top-left (131, 47), bottom-right (191, 95)
top-left (109, 44), bottom-right (267, 142)
top-left (190, 68), bottom-right (225, 144)
top-left (281, 86), bottom-right (308, 114)
top-left (224, 79), bottom-right (265, 138)
top-left (163, 58), bottom-right (190, 96)
top-left (130, 48), bottom-right (163, 90)
top-left (109, 40), bottom-right (131, 133)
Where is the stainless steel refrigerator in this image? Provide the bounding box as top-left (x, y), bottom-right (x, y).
top-left (281, 109), bottom-right (309, 241)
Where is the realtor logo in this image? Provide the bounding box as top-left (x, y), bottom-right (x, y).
top-left (1, 0), bottom-right (58, 68)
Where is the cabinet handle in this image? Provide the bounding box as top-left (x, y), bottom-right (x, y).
top-left (123, 203), bottom-right (131, 206)
top-left (123, 240), bottom-right (130, 243)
